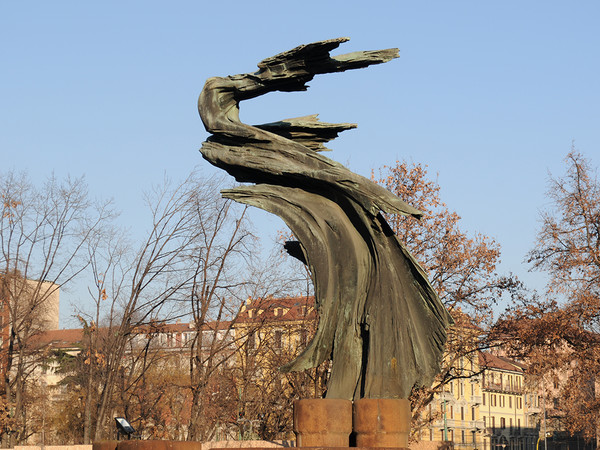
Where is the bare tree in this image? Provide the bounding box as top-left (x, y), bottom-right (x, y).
top-left (80, 173), bottom-right (231, 441)
top-left (184, 190), bottom-right (253, 440)
top-left (183, 185), bottom-right (304, 441)
top-left (0, 171), bottom-right (113, 446)
top-left (0, 168), bottom-right (318, 443)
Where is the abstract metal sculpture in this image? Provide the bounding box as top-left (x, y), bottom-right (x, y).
top-left (198, 38), bottom-right (453, 400)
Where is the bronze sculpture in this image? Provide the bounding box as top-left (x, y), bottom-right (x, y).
top-left (198, 37), bottom-right (453, 400)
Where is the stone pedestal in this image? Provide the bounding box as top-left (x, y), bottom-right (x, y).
top-left (293, 398), bottom-right (353, 447)
top-left (353, 398), bottom-right (411, 448)
top-left (117, 441), bottom-right (203, 450)
top-left (93, 441), bottom-right (119, 450)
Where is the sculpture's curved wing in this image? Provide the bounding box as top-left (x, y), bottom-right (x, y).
top-left (198, 38), bottom-right (454, 400)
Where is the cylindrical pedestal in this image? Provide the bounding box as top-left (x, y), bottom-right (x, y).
top-left (93, 441), bottom-right (118, 450)
top-left (353, 398), bottom-right (411, 448)
top-left (117, 441), bottom-right (203, 450)
top-left (293, 398), bottom-right (353, 447)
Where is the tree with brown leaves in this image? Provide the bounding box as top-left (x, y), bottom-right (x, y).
top-left (495, 150), bottom-right (600, 441)
top-left (373, 161), bottom-right (512, 318)
top-left (373, 161), bottom-right (517, 432)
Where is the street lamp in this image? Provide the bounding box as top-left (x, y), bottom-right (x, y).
top-left (536, 432), bottom-right (552, 450)
top-left (443, 397), bottom-right (448, 441)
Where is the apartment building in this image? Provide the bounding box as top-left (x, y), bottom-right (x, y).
top-left (479, 352), bottom-right (540, 450)
top-left (422, 353), bottom-right (485, 449)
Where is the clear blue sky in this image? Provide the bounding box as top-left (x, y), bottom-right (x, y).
top-left (2, 2), bottom-right (599, 326)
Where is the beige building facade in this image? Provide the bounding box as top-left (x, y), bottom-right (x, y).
top-left (418, 351), bottom-right (543, 450)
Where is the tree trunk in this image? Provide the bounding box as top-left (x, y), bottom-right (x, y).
top-left (83, 352), bottom-right (94, 444)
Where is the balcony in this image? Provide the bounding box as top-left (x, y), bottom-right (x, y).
top-left (471, 395), bottom-right (482, 405)
top-left (441, 419), bottom-right (457, 429)
top-left (435, 419), bottom-right (485, 431)
top-left (469, 420), bottom-right (485, 431)
top-left (483, 427), bottom-right (502, 437)
top-left (482, 381), bottom-right (523, 394)
top-left (439, 391), bottom-right (455, 402)
top-left (525, 403), bottom-right (541, 414)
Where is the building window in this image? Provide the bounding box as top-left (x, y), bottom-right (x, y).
top-left (492, 416), bottom-right (495, 431)
top-left (483, 393), bottom-right (486, 405)
top-left (483, 416), bottom-right (486, 428)
top-left (300, 329), bottom-right (308, 346)
top-left (500, 417), bottom-right (506, 429)
top-left (450, 405), bottom-right (453, 419)
top-left (471, 407), bottom-right (476, 421)
top-left (461, 430), bottom-right (465, 443)
top-left (509, 396), bottom-right (512, 409)
top-left (461, 406), bottom-right (464, 421)
top-left (274, 330), bottom-right (282, 349)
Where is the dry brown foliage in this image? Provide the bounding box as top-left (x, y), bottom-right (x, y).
top-left (494, 150), bottom-right (600, 440)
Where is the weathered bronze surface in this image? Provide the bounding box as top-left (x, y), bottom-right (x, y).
top-left (198, 37), bottom-right (453, 400)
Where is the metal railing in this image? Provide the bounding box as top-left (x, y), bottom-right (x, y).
top-left (482, 381), bottom-right (523, 394)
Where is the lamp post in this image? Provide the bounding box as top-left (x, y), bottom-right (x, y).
top-left (537, 373), bottom-right (549, 450)
top-left (537, 433), bottom-right (552, 450)
top-left (443, 396), bottom-right (448, 442)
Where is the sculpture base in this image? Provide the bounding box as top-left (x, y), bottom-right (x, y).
top-left (95, 443), bottom-right (409, 450)
top-left (294, 398), bottom-right (353, 447)
top-left (215, 448), bottom-right (407, 450)
top-left (353, 398), bottom-right (411, 448)
top-left (293, 398), bottom-right (410, 448)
